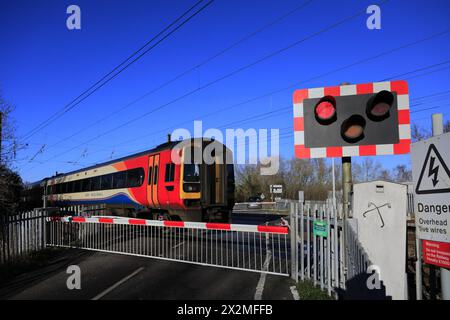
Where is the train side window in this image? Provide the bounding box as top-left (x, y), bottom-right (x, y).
top-left (113, 171), bottom-right (126, 189)
top-left (82, 178), bottom-right (91, 192)
top-left (148, 167), bottom-right (153, 185)
top-left (68, 181), bottom-right (74, 193)
top-left (101, 174), bottom-right (112, 190)
top-left (76, 180), bottom-right (83, 193)
top-left (127, 168), bottom-right (144, 187)
top-left (165, 163), bottom-right (175, 182)
top-left (153, 166), bottom-right (158, 185)
top-left (91, 176), bottom-right (101, 191)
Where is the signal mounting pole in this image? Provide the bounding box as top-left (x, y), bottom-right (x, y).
top-left (340, 82), bottom-right (352, 277)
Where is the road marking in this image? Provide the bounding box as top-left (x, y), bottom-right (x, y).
top-left (290, 286), bottom-right (300, 300)
top-left (91, 267), bottom-right (144, 300)
top-left (254, 234), bottom-right (271, 300)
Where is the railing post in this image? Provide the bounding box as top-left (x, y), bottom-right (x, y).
top-left (300, 202), bottom-right (304, 281)
top-left (290, 202), bottom-right (298, 281)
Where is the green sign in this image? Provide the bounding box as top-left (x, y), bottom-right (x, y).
top-left (313, 220), bottom-right (328, 238)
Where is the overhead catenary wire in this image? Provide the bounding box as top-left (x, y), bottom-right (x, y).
top-left (26, 0), bottom-right (392, 161)
top-left (19, 0), bottom-right (213, 141)
top-left (34, 0), bottom-right (314, 154)
top-left (22, 26), bottom-right (450, 174)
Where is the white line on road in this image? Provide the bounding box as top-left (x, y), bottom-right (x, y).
top-left (254, 234), bottom-right (271, 300)
top-left (290, 286), bottom-right (300, 300)
top-left (91, 267), bottom-right (145, 300)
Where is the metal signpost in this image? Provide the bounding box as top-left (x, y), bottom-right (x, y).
top-left (411, 114), bottom-right (450, 300)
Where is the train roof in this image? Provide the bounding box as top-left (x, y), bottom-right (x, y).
top-left (41, 140), bottom-right (178, 182)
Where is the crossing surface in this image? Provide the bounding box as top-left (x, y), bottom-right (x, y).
top-left (0, 248), bottom-right (296, 300)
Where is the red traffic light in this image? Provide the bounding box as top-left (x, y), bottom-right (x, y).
top-left (315, 96), bottom-right (336, 124)
top-left (367, 90), bottom-right (394, 120)
top-left (341, 115), bottom-right (366, 143)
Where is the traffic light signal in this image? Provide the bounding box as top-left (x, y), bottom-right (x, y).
top-left (293, 80), bottom-right (411, 159)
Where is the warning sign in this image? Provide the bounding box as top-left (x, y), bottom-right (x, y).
top-left (422, 240), bottom-right (450, 269)
top-left (415, 144), bottom-right (450, 194)
top-left (412, 132), bottom-right (450, 244)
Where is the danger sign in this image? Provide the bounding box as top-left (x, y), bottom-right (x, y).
top-left (412, 132), bottom-right (450, 244)
top-left (415, 144), bottom-right (450, 194)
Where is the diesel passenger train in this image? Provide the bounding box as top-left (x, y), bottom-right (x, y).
top-left (24, 138), bottom-right (235, 222)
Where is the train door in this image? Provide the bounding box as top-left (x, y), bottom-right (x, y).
top-left (215, 161), bottom-right (224, 204)
top-left (161, 154), bottom-right (177, 207)
top-left (147, 154), bottom-right (160, 208)
top-left (201, 145), bottom-right (226, 206)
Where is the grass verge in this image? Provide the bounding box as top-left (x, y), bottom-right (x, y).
top-left (296, 280), bottom-right (333, 300)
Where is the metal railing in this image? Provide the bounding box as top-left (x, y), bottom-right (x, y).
top-left (289, 200), bottom-right (381, 298)
top-left (233, 201), bottom-right (290, 214)
top-left (46, 216), bottom-right (290, 276)
top-left (291, 201), bottom-right (345, 297)
top-left (345, 219), bottom-right (372, 280)
top-left (0, 209), bottom-right (46, 264)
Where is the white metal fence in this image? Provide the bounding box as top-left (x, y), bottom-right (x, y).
top-left (289, 200), bottom-right (376, 298)
top-left (0, 209), bottom-right (46, 264)
top-left (46, 216), bottom-right (290, 276)
top-left (2, 203), bottom-right (380, 299)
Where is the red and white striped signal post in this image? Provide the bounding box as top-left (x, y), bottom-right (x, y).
top-left (292, 80), bottom-right (412, 278)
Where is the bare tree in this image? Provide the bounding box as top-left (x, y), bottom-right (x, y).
top-left (0, 89), bottom-right (26, 166)
top-left (411, 123), bottom-right (431, 142)
top-left (352, 158), bottom-right (383, 182)
top-left (0, 89), bottom-right (26, 215)
top-left (392, 164), bottom-right (412, 182)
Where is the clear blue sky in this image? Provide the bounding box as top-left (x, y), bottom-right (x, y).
top-left (1, 0), bottom-right (450, 182)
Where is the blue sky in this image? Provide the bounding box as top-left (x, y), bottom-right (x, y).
top-left (1, 0), bottom-right (450, 182)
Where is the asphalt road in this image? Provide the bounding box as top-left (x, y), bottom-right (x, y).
top-left (0, 249), bottom-right (296, 300)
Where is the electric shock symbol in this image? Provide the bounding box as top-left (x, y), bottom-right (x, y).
top-left (416, 144), bottom-right (450, 194)
top-left (428, 157), bottom-right (439, 187)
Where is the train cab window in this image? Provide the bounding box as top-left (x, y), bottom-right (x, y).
top-left (82, 178), bottom-right (91, 192)
top-left (127, 168), bottom-right (144, 187)
top-left (101, 174), bottom-right (112, 190)
top-left (91, 176), bottom-right (101, 191)
top-left (148, 167), bottom-right (153, 185)
top-left (153, 166), bottom-right (158, 184)
top-left (165, 163), bottom-right (175, 182)
top-left (183, 164), bottom-right (200, 182)
top-left (113, 171), bottom-right (126, 189)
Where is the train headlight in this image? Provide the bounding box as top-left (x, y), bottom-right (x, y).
top-left (183, 183), bottom-right (200, 193)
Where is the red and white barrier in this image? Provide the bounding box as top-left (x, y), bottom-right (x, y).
top-left (57, 216), bottom-right (288, 234)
